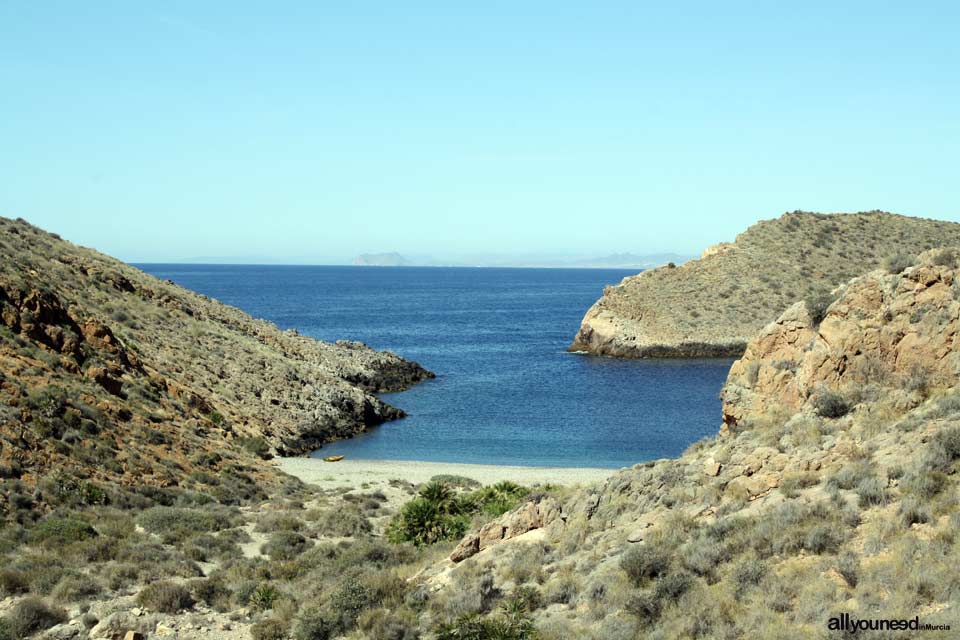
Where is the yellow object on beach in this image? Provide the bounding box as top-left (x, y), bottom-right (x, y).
top-left (323, 455), bottom-right (345, 462)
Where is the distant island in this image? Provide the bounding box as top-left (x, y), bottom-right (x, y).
top-left (352, 251), bottom-right (691, 269)
top-left (353, 252), bottom-right (412, 266)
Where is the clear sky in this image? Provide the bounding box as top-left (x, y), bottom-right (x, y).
top-left (2, 2), bottom-right (958, 263)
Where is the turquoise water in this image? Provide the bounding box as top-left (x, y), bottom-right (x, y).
top-left (138, 265), bottom-right (733, 468)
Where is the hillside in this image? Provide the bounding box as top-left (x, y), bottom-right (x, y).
top-left (570, 210), bottom-right (960, 357)
top-left (428, 249), bottom-right (960, 638)
top-left (0, 216), bottom-right (432, 494)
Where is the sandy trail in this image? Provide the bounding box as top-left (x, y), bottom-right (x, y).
top-left (278, 457), bottom-right (617, 488)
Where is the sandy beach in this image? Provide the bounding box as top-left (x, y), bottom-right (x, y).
top-left (278, 457), bottom-right (618, 488)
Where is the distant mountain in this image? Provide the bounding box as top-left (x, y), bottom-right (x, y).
top-left (353, 252), bottom-right (411, 266)
top-left (349, 252), bottom-right (689, 269)
top-left (561, 253), bottom-right (690, 269)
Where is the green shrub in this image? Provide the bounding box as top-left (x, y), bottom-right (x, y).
top-left (435, 601), bottom-right (536, 640)
top-left (804, 289), bottom-right (836, 324)
top-left (680, 536), bottom-right (724, 577)
top-left (255, 513), bottom-right (305, 533)
top-left (931, 248), bottom-right (958, 268)
top-left (654, 571), bottom-right (693, 603)
top-left (328, 579), bottom-right (373, 630)
top-left (805, 525), bottom-right (843, 554)
top-left (430, 474), bottom-right (480, 489)
top-left (625, 591), bottom-right (661, 625)
top-left (30, 516), bottom-right (97, 547)
top-left (883, 252), bottom-right (915, 274)
top-left (261, 531), bottom-right (312, 560)
top-left (899, 497), bottom-right (931, 527)
top-left (731, 558), bottom-right (767, 598)
top-left (137, 506), bottom-right (237, 543)
top-left (933, 426), bottom-right (960, 461)
top-left (812, 391), bottom-right (850, 419)
top-left (855, 476), bottom-right (889, 508)
top-left (837, 551), bottom-right (860, 587)
top-left (827, 462), bottom-right (874, 491)
top-left (355, 607), bottom-right (420, 640)
top-left (0, 570), bottom-right (28, 597)
top-left (1, 597), bottom-right (66, 639)
top-left (239, 436), bottom-right (273, 460)
top-left (182, 533), bottom-right (240, 562)
top-left (387, 481), bottom-right (529, 547)
top-left (386, 498), bottom-right (468, 547)
top-left (250, 618), bottom-right (288, 640)
top-left (620, 545), bottom-right (671, 587)
top-left (293, 606), bottom-right (337, 640)
top-left (249, 583), bottom-right (281, 611)
top-left (311, 505), bottom-right (372, 537)
top-left (778, 472), bottom-right (819, 498)
top-left (51, 574), bottom-right (102, 602)
top-left (190, 576), bottom-right (233, 612)
top-left (136, 580), bottom-right (194, 614)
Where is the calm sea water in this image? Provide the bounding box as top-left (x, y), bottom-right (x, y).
top-left (137, 265), bottom-right (732, 468)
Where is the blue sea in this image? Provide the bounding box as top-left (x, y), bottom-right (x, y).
top-left (137, 265), bottom-right (733, 468)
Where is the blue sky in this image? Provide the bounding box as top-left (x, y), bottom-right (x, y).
top-left (2, 2), bottom-right (958, 263)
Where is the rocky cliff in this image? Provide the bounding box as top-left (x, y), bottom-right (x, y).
top-left (436, 249), bottom-right (960, 638)
top-left (570, 210), bottom-right (960, 358)
top-left (0, 217), bottom-right (432, 493)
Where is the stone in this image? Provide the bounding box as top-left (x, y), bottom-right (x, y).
top-left (721, 249), bottom-right (960, 431)
top-left (45, 624), bottom-right (81, 640)
top-left (450, 534), bottom-right (480, 562)
top-left (703, 459), bottom-right (722, 476)
top-left (451, 496), bottom-right (567, 562)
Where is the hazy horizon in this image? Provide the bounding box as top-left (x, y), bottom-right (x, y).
top-left (3, 2), bottom-right (959, 262)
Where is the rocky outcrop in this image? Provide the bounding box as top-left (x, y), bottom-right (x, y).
top-left (570, 211), bottom-right (960, 358)
top-left (450, 494), bottom-right (564, 562)
top-left (721, 247), bottom-right (960, 430)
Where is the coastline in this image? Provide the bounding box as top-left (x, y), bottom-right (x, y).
top-left (278, 457), bottom-right (617, 487)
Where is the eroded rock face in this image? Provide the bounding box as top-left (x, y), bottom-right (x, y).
top-left (449, 495), bottom-right (564, 562)
top-left (721, 248), bottom-right (960, 429)
top-left (569, 211), bottom-right (960, 358)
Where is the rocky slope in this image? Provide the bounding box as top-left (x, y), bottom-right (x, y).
top-left (0, 216), bottom-right (432, 493)
top-left (435, 249), bottom-right (960, 638)
top-left (570, 210), bottom-right (960, 358)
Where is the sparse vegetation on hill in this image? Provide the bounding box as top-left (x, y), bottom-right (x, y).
top-left (570, 210), bottom-right (960, 357)
top-left (0, 216), bottom-right (432, 497)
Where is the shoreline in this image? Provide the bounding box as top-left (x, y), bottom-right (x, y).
top-left (278, 457), bottom-right (618, 487)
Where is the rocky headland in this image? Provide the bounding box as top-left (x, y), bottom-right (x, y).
top-left (570, 210), bottom-right (960, 358)
top-left (0, 216), bottom-right (433, 492)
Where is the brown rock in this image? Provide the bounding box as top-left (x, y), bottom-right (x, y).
top-left (721, 250), bottom-right (960, 431)
top-left (452, 496), bottom-right (566, 562)
top-left (450, 533), bottom-right (480, 562)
